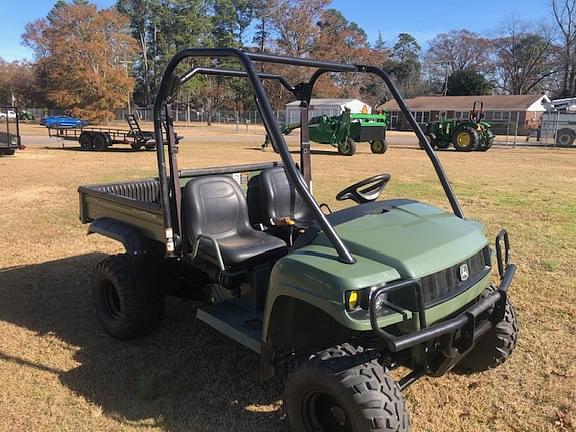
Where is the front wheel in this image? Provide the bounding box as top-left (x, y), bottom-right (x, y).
top-left (338, 137), bottom-right (357, 156)
top-left (456, 291), bottom-right (519, 372)
top-left (285, 344), bottom-right (410, 432)
top-left (93, 254), bottom-right (164, 340)
top-left (370, 139), bottom-right (388, 154)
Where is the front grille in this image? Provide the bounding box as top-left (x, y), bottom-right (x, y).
top-left (389, 247), bottom-right (490, 309)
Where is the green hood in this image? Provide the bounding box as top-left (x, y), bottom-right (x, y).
top-left (312, 201), bottom-right (488, 279)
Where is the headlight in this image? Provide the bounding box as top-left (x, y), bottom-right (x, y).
top-left (345, 285), bottom-right (388, 312)
top-left (345, 290), bottom-right (360, 311)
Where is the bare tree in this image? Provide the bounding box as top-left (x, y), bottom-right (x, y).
top-left (551, 0), bottom-right (576, 96)
top-left (492, 19), bottom-right (556, 94)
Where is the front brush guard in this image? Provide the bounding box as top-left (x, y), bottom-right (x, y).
top-left (369, 229), bottom-right (515, 354)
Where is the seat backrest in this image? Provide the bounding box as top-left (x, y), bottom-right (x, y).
top-left (183, 175), bottom-right (252, 245)
top-left (259, 167), bottom-right (313, 227)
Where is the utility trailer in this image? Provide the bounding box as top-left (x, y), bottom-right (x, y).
top-left (47, 114), bottom-right (157, 151)
top-left (0, 107), bottom-right (23, 156)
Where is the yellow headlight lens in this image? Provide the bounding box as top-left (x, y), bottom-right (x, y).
top-left (346, 291), bottom-right (359, 311)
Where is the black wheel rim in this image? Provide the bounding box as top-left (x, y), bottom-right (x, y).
top-left (302, 390), bottom-right (352, 432)
top-left (102, 281), bottom-right (122, 319)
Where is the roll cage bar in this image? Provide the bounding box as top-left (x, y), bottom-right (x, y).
top-left (153, 48), bottom-right (464, 264)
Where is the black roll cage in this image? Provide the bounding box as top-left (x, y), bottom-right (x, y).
top-left (153, 48), bottom-right (464, 264)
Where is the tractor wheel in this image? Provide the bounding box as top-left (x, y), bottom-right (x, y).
top-left (0, 149), bottom-right (16, 156)
top-left (131, 142), bottom-right (143, 150)
top-left (477, 129), bottom-right (495, 151)
top-left (338, 137), bottom-right (357, 156)
top-left (455, 287), bottom-right (519, 373)
top-left (79, 132), bottom-right (94, 150)
top-left (93, 254), bottom-right (164, 340)
top-left (421, 132), bottom-right (437, 149)
top-left (370, 139), bottom-right (387, 154)
top-left (452, 126), bottom-right (479, 152)
top-left (556, 128), bottom-right (575, 147)
top-left (93, 133), bottom-right (109, 151)
top-left (285, 344), bottom-right (410, 432)
top-left (436, 141), bottom-right (450, 149)
top-left (144, 143), bottom-right (156, 150)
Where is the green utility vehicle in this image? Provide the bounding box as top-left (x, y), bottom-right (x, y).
top-left (423, 101), bottom-right (494, 152)
top-left (0, 107), bottom-right (23, 155)
top-left (283, 109), bottom-right (389, 155)
top-left (78, 49), bottom-right (518, 432)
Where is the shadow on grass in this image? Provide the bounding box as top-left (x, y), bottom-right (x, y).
top-left (0, 254), bottom-right (287, 432)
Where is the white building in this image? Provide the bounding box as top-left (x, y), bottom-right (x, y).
top-left (285, 98), bottom-right (371, 125)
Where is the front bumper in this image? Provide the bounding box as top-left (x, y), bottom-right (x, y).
top-left (369, 229), bottom-right (515, 356)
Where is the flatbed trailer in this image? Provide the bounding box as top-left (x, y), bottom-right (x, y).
top-left (47, 114), bottom-right (157, 151)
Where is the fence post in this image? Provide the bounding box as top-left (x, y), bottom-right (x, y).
top-left (513, 112), bottom-right (519, 148)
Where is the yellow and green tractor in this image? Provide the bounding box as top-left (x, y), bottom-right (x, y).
top-left (423, 101), bottom-right (494, 152)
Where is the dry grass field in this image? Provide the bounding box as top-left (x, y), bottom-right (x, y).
top-left (1, 125), bottom-right (575, 432)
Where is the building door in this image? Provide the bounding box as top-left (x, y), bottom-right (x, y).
top-left (390, 113), bottom-right (398, 129)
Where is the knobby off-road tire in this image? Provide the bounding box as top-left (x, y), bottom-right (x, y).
top-left (93, 254), bottom-right (164, 340)
top-left (452, 126), bottom-right (479, 152)
top-left (0, 149), bottom-right (16, 156)
top-left (285, 344), bottom-right (410, 432)
top-left (456, 288), bottom-right (519, 372)
top-left (338, 137), bottom-right (357, 156)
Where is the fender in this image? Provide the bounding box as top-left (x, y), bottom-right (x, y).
top-left (87, 217), bottom-right (148, 256)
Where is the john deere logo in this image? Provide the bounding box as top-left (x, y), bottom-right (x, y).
top-left (459, 263), bottom-right (470, 281)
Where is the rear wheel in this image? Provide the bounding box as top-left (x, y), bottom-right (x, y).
top-left (556, 128), bottom-right (575, 147)
top-left (338, 137), bottom-right (357, 156)
top-left (93, 133), bottom-right (109, 151)
top-left (79, 132), bottom-right (94, 150)
top-left (93, 254), bottom-right (164, 340)
top-left (452, 126), bottom-right (479, 152)
top-left (370, 139), bottom-right (387, 154)
top-left (285, 344), bottom-right (410, 432)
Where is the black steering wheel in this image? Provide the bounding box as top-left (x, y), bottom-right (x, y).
top-left (336, 173), bottom-right (391, 204)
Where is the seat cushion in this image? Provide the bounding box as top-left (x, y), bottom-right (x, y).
top-left (199, 230), bottom-right (287, 268)
top-left (183, 175), bottom-right (287, 269)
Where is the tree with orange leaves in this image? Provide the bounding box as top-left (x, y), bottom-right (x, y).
top-left (22, 1), bottom-right (137, 122)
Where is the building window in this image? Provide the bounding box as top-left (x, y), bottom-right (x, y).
top-left (492, 111), bottom-right (511, 121)
top-left (455, 111), bottom-right (469, 120)
top-left (410, 111), bottom-right (430, 123)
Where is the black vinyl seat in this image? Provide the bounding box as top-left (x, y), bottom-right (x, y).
top-left (184, 175), bottom-right (287, 269)
top-left (259, 167), bottom-right (314, 228)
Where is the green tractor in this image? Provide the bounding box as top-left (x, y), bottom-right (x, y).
top-left (423, 101), bottom-right (494, 152)
top-left (283, 108), bottom-right (389, 156)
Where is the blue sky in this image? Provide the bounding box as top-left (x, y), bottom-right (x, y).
top-left (0, 0), bottom-right (551, 62)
